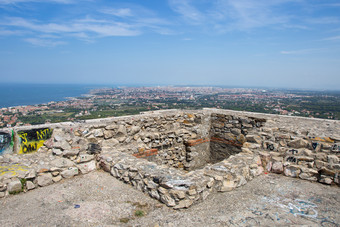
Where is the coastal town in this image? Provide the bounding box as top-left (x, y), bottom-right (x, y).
top-left (1, 86), bottom-right (339, 128)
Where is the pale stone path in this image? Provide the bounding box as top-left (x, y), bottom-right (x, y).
top-left (0, 170), bottom-right (339, 227)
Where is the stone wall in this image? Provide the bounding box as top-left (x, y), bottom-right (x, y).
top-left (0, 109), bottom-right (339, 209)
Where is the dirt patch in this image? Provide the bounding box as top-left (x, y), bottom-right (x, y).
top-left (0, 171), bottom-right (339, 226)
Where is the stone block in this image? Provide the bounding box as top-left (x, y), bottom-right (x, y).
top-left (37, 173), bottom-right (53, 187)
top-left (8, 179), bottom-right (22, 194)
top-left (61, 167), bottom-right (79, 178)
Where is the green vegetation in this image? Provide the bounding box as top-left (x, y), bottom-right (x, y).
top-left (134, 210), bottom-right (144, 217)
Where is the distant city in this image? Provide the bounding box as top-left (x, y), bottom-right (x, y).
top-left (1, 86), bottom-right (339, 128)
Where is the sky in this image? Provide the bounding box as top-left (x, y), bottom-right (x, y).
top-left (0, 0), bottom-right (340, 90)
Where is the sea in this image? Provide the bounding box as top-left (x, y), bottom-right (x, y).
top-left (0, 83), bottom-right (108, 108)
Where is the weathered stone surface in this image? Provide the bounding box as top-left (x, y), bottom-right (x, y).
top-left (61, 167), bottom-right (79, 179)
top-left (218, 180), bottom-right (236, 192)
top-left (26, 181), bottom-right (36, 190)
top-left (104, 130), bottom-right (114, 139)
top-left (160, 193), bottom-right (176, 207)
top-left (288, 138), bottom-right (309, 149)
top-left (52, 175), bottom-right (62, 183)
top-left (8, 179), bottom-right (22, 193)
top-left (246, 135), bottom-right (262, 144)
top-left (37, 173), bottom-right (53, 187)
top-left (93, 129), bottom-right (104, 137)
top-left (77, 160), bottom-right (96, 174)
top-left (50, 158), bottom-right (74, 168)
top-left (130, 126), bottom-right (141, 135)
top-left (272, 162), bottom-right (283, 174)
top-left (284, 165), bottom-right (301, 178)
top-left (174, 199), bottom-right (193, 209)
top-left (62, 149), bottom-right (79, 157)
top-left (77, 154), bottom-right (94, 163)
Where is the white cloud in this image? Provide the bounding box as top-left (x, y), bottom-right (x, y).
top-left (323, 35), bottom-right (340, 41)
top-left (168, 0), bottom-right (299, 31)
top-left (24, 37), bottom-right (66, 47)
top-left (1, 16), bottom-right (140, 37)
top-left (0, 0), bottom-right (74, 4)
top-left (100, 8), bottom-right (133, 17)
top-left (168, 0), bottom-right (204, 23)
top-left (280, 48), bottom-right (326, 55)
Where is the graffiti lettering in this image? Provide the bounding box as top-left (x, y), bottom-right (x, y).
top-left (289, 149), bottom-right (298, 155)
top-left (18, 128), bottom-right (53, 154)
top-left (286, 156), bottom-right (297, 163)
top-left (312, 142), bottom-right (319, 150)
top-left (36, 128), bottom-right (53, 140)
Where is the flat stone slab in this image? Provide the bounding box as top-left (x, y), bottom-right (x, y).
top-left (0, 171), bottom-right (338, 226)
top-left (0, 163), bottom-right (32, 179)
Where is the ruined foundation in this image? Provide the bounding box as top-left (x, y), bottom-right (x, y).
top-left (0, 108), bottom-right (339, 209)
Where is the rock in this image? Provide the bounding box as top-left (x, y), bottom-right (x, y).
top-left (130, 126), bottom-right (141, 135)
top-left (77, 154), bottom-right (94, 163)
top-left (50, 158), bottom-right (74, 168)
top-left (246, 135), bottom-right (262, 144)
top-left (231, 128), bottom-right (241, 135)
top-left (174, 199), bottom-right (193, 209)
top-left (116, 125), bottom-right (127, 137)
top-left (288, 138), bottom-right (309, 149)
top-left (54, 140), bottom-right (71, 150)
top-left (26, 181), bottom-right (36, 190)
top-left (328, 155), bottom-right (339, 164)
top-left (318, 167), bottom-right (335, 177)
top-left (272, 162), bottom-right (283, 174)
top-left (160, 193), bottom-right (176, 207)
top-left (169, 189), bottom-right (186, 200)
top-left (102, 138), bottom-right (119, 148)
top-left (62, 149), bottom-right (80, 157)
top-left (52, 148), bottom-right (63, 156)
top-left (8, 179), bottom-right (22, 194)
top-left (37, 173), bottom-right (53, 187)
top-left (25, 169), bottom-right (37, 179)
top-left (319, 176), bottom-right (333, 185)
top-left (237, 134), bottom-right (246, 144)
top-left (61, 167), bottom-right (79, 178)
top-left (0, 183), bottom-right (7, 192)
top-left (52, 175), bottom-right (62, 182)
top-left (284, 165), bottom-right (301, 178)
top-left (104, 130), bottom-right (114, 139)
top-left (218, 180), bottom-right (236, 192)
top-left (77, 160), bottom-right (96, 174)
top-left (93, 129), bottom-right (104, 137)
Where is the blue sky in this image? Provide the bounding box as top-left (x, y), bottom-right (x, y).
top-left (0, 0), bottom-right (340, 89)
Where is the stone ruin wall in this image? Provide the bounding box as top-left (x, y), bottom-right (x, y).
top-left (0, 108), bottom-right (339, 209)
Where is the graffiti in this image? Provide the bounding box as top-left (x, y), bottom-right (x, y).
top-left (312, 142), bottom-right (319, 150)
top-left (267, 144), bottom-right (275, 151)
top-left (331, 143), bottom-right (340, 152)
top-left (0, 131), bottom-right (13, 155)
top-left (0, 164), bottom-right (31, 177)
top-left (17, 128), bottom-right (53, 154)
top-left (286, 156), bottom-right (297, 163)
top-left (289, 149), bottom-right (298, 155)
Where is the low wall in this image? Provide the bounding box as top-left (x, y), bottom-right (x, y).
top-left (0, 109), bottom-right (339, 208)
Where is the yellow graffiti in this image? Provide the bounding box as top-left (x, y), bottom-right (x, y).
top-left (18, 128), bottom-right (53, 154)
top-left (0, 164), bottom-right (30, 177)
top-left (19, 140), bottom-right (45, 154)
top-left (36, 128), bottom-right (52, 140)
top-left (19, 133), bottom-right (28, 144)
top-left (311, 137), bottom-right (334, 143)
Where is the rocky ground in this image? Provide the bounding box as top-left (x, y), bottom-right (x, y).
top-left (0, 170), bottom-right (339, 227)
